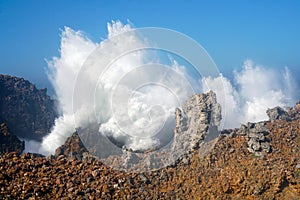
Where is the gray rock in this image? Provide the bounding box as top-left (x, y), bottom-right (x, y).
top-left (86, 177), bottom-right (93, 183)
top-left (248, 132), bottom-right (265, 141)
top-left (139, 174), bottom-right (150, 184)
top-left (247, 147), bottom-right (254, 153)
top-left (248, 138), bottom-right (261, 151)
top-left (260, 142), bottom-right (271, 153)
top-left (127, 177), bottom-right (135, 186)
top-left (238, 121), bottom-right (271, 157)
top-left (267, 106), bottom-right (291, 121)
top-left (254, 151), bottom-right (263, 157)
top-left (181, 155), bottom-right (191, 165)
top-left (122, 146), bottom-right (140, 169)
top-left (101, 91), bottom-right (223, 171)
top-left (171, 91), bottom-right (222, 162)
top-left (236, 124), bottom-right (248, 136)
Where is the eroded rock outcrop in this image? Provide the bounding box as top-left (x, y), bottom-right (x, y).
top-left (234, 105), bottom-right (297, 157)
top-left (0, 123), bottom-right (24, 154)
top-left (105, 91), bottom-right (222, 170)
top-left (171, 90), bottom-right (221, 162)
top-left (267, 106), bottom-right (291, 122)
top-left (55, 132), bottom-right (88, 160)
top-left (288, 100), bottom-right (300, 120)
top-left (0, 74), bottom-right (57, 141)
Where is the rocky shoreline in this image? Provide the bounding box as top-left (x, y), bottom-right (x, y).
top-left (1, 97), bottom-right (300, 199)
top-left (1, 74), bottom-right (300, 199)
top-left (1, 117), bottom-right (300, 199)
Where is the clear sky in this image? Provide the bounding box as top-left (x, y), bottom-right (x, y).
top-left (0, 0), bottom-right (299, 89)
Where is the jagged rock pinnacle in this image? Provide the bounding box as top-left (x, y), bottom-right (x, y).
top-left (172, 90), bottom-right (221, 162)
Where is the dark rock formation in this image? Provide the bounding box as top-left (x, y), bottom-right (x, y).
top-left (0, 74), bottom-right (57, 141)
top-left (55, 132), bottom-right (88, 160)
top-left (0, 123), bottom-right (24, 154)
top-left (77, 124), bottom-right (123, 159)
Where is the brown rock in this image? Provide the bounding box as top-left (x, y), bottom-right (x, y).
top-left (0, 123), bottom-right (24, 154)
top-left (0, 74), bottom-right (57, 141)
top-left (54, 132), bottom-right (88, 160)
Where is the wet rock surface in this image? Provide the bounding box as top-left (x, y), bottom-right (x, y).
top-left (0, 74), bottom-right (57, 141)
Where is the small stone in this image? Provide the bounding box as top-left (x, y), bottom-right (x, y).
top-left (86, 177), bottom-right (94, 183)
top-left (181, 156), bottom-right (190, 165)
top-left (139, 174), bottom-right (150, 184)
top-left (249, 132), bottom-right (265, 141)
top-left (127, 177), bottom-right (135, 187)
top-left (92, 169), bottom-right (99, 178)
top-left (248, 138), bottom-right (261, 151)
top-left (253, 184), bottom-right (264, 195)
top-left (254, 152), bottom-right (262, 157)
top-left (85, 188), bottom-right (92, 193)
top-left (56, 178), bottom-right (61, 185)
top-left (261, 142), bottom-right (271, 153)
top-left (67, 187), bottom-right (74, 193)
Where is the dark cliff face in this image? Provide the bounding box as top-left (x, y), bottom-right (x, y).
top-left (0, 74), bottom-right (57, 141)
top-left (0, 123), bottom-right (24, 154)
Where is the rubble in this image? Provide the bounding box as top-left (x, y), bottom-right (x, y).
top-left (236, 122), bottom-right (271, 157)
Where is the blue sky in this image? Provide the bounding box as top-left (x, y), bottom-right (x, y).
top-left (0, 0), bottom-right (299, 89)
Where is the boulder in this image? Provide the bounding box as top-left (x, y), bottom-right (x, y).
top-left (267, 106), bottom-right (290, 122)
